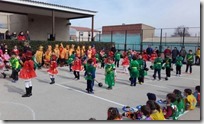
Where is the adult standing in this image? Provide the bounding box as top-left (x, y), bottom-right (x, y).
top-left (17, 31), bottom-right (26, 41)
top-left (5, 30), bottom-right (11, 40)
top-left (146, 45), bottom-right (153, 60)
top-left (25, 30), bottom-right (31, 41)
top-left (110, 45), bottom-right (116, 55)
top-left (164, 46), bottom-right (171, 59)
top-left (195, 47), bottom-right (200, 65)
top-left (172, 47), bottom-right (179, 64)
top-left (180, 47), bottom-right (187, 64)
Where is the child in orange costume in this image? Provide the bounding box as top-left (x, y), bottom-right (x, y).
top-left (47, 54), bottom-right (58, 84)
top-left (19, 51), bottom-right (37, 97)
top-left (44, 45), bottom-right (52, 68)
top-left (69, 44), bottom-right (75, 57)
top-left (81, 46), bottom-right (86, 57)
top-left (72, 55), bottom-right (83, 80)
top-left (59, 43), bottom-right (66, 67)
top-left (87, 46), bottom-right (92, 59)
top-left (76, 46), bottom-right (81, 58)
top-left (54, 44), bottom-right (60, 59)
top-left (35, 45), bottom-right (44, 69)
top-left (65, 45), bottom-right (70, 66)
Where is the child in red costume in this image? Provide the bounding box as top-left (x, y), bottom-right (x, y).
top-left (122, 55), bottom-right (130, 74)
top-left (47, 54), bottom-right (58, 84)
top-left (19, 51), bottom-right (37, 97)
top-left (72, 55), bottom-right (83, 80)
top-left (150, 51), bottom-right (158, 62)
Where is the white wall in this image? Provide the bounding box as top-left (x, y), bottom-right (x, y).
top-left (9, 14), bottom-right (28, 34)
top-left (28, 14), bottom-right (69, 41)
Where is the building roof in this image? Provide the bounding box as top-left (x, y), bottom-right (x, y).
top-left (0, 0), bottom-right (97, 19)
top-left (103, 23), bottom-right (155, 29)
top-left (71, 26), bottom-right (99, 32)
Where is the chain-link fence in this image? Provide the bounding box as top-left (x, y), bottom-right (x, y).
top-left (96, 27), bottom-right (200, 53)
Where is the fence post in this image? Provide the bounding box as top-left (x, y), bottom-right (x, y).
top-left (182, 28), bottom-right (185, 47)
top-left (140, 29), bottom-right (143, 53)
top-left (111, 31), bottom-right (113, 43)
top-left (124, 30), bottom-right (127, 52)
top-left (159, 29), bottom-right (163, 53)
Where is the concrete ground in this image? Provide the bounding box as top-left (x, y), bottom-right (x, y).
top-left (0, 61), bottom-right (201, 121)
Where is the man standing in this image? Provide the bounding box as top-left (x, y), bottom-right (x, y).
top-left (172, 47), bottom-right (179, 64)
top-left (180, 47), bottom-right (187, 64)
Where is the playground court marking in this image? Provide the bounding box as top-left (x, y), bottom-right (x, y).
top-left (0, 102), bottom-right (36, 120)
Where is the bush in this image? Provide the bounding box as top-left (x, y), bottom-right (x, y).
top-left (0, 40), bottom-right (114, 54)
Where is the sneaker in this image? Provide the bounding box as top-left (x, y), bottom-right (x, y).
top-left (12, 80), bottom-right (17, 83)
top-left (89, 91), bottom-right (94, 94)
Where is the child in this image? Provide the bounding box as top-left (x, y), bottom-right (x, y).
top-left (9, 53), bottom-right (21, 83)
top-left (19, 51), bottom-right (37, 97)
top-left (107, 107), bottom-right (122, 120)
top-left (100, 49), bottom-right (106, 69)
top-left (175, 54), bottom-right (183, 76)
top-left (152, 54), bottom-right (163, 80)
top-left (184, 89), bottom-right (197, 110)
top-left (0, 56), bottom-right (6, 78)
top-left (72, 55), bottom-right (83, 80)
top-left (193, 86), bottom-right (200, 106)
top-left (84, 59), bottom-right (95, 94)
top-left (137, 54), bottom-right (148, 84)
top-left (67, 51), bottom-right (75, 72)
top-left (114, 50), bottom-right (121, 68)
top-left (185, 50), bottom-right (194, 74)
top-left (141, 105), bottom-right (152, 120)
top-left (3, 49), bottom-right (10, 70)
top-left (129, 55), bottom-right (139, 86)
top-left (44, 45), bottom-right (52, 68)
top-left (146, 100), bottom-right (165, 120)
top-left (47, 54), bottom-right (58, 84)
top-left (173, 89), bottom-right (185, 115)
top-left (35, 46), bottom-right (44, 69)
top-left (163, 93), bottom-right (179, 120)
top-left (105, 57), bottom-right (116, 90)
top-left (12, 45), bottom-right (20, 56)
top-left (122, 55), bottom-right (129, 74)
top-left (162, 55), bottom-right (172, 80)
top-left (147, 93), bottom-right (157, 102)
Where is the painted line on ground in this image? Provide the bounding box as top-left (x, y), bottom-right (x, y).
top-left (0, 102), bottom-right (36, 120)
top-left (55, 83), bottom-right (125, 107)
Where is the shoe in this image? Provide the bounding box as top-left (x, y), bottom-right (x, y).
top-left (89, 91), bottom-right (94, 94)
top-left (2, 73), bottom-right (6, 78)
top-left (12, 80), bottom-right (17, 83)
top-left (142, 82), bottom-right (144, 84)
top-left (139, 82), bottom-right (142, 85)
top-left (165, 77), bottom-right (168, 80)
top-left (22, 88), bottom-right (30, 97)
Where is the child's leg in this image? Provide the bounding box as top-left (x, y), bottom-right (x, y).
top-left (22, 80), bottom-right (31, 97)
top-left (73, 71), bottom-right (77, 78)
top-left (185, 64), bottom-right (189, 73)
top-left (158, 69), bottom-right (161, 80)
top-left (134, 77), bottom-right (137, 86)
top-left (87, 80), bottom-right (92, 92)
top-left (153, 69), bottom-right (156, 79)
top-left (178, 66), bottom-right (181, 75)
top-left (13, 69), bottom-right (18, 81)
top-left (28, 80), bottom-right (32, 95)
top-left (69, 64), bottom-right (72, 72)
top-left (125, 66), bottom-right (128, 73)
top-left (190, 64), bottom-right (192, 73)
top-left (77, 71), bottom-right (80, 79)
top-left (1, 69), bottom-right (6, 78)
top-left (176, 66), bottom-right (179, 75)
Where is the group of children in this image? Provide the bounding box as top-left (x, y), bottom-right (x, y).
top-left (0, 42), bottom-right (198, 97)
top-left (105, 85), bottom-right (200, 121)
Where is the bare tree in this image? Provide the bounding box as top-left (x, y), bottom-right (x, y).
top-left (172, 25), bottom-right (191, 37)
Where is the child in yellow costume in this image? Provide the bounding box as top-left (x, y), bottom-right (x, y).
top-left (54, 44), bottom-right (60, 59)
top-left (81, 46), bottom-right (86, 57)
top-left (87, 46), bottom-right (92, 59)
top-left (35, 45), bottom-right (44, 69)
top-left (76, 46), bottom-right (81, 58)
top-left (65, 45), bottom-right (70, 66)
top-left (69, 44), bottom-right (75, 56)
top-left (59, 43), bottom-right (66, 67)
top-left (44, 45), bottom-right (52, 68)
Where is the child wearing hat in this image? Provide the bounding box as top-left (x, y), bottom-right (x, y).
top-left (47, 54), bottom-right (58, 84)
top-left (137, 54), bottom-right (148, 84)
top-left (129, 55), bottom-right (139, 86)
top-left (19, 51), bottom-right (37, 97)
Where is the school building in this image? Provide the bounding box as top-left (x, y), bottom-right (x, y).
top-left (0, 0), bottom-right (97, 41)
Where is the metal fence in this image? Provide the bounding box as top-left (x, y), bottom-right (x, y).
top-left (95, 27), bottom-right (200, 53)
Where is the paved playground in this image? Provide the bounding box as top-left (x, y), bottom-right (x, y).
top-left (0, 61), bottom-right (201, 120)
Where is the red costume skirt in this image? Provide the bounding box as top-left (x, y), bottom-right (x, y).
top-left (19, 69), bottom-right (37, 79)
top-left (47, 69), bottom-right (58, 75)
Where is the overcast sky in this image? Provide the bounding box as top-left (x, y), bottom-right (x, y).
top-left (39, 0), bottom-right (200, 30)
